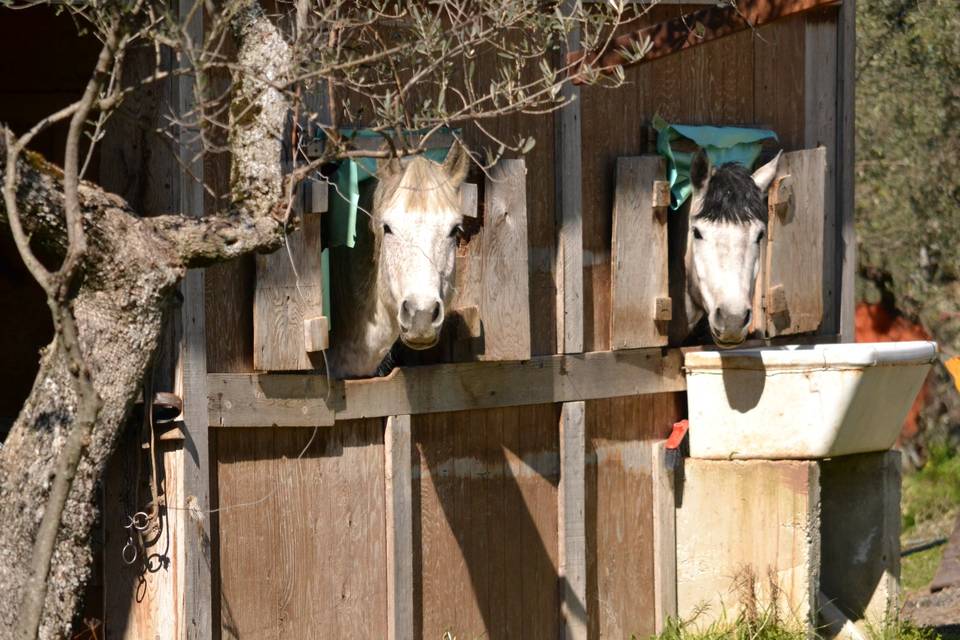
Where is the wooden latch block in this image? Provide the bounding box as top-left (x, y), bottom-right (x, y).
top-left (652, 180), bottom-right (671, 208)
top-left (655, 297), bottom-right (673, 322)
top-left (456, 305), bottom-right (482, 339)
top-left (303, 315), bottom-right (330, 352)
top-left (766, 284), bottom-right (788, 317)
top-left (768, 174), bottom-right (793, 217)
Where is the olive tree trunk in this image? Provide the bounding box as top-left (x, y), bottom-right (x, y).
top-left (0, 4), bottom-right (290, 636)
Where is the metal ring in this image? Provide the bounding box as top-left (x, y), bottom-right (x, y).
top-left (122, 539), bottom-right (138, 565)
top-left (131, 511), bottom-right (150, 531)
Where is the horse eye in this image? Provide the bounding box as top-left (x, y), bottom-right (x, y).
top-left (449, 225), bottom-right (462, 238)
top-left (756, 230), bottom-right (765, 244)
top-left (693, 227), bottom-right (704, 240)
top-left (383, 224), bottom-right (393, 235)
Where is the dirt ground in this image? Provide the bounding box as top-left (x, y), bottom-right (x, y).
top-left (903, 585), bottom-right (960, 638)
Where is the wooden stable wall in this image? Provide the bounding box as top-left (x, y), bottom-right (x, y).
top-left (90, 0), bottom-right (857, 638)
top-left (211, 394), bottom-right (682, 638)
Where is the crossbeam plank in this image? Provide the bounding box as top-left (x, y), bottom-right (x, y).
top-left (208, 347), bottom-right (684, 428)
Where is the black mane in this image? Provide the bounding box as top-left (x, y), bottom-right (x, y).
top-left (696, 162), bottom-right (767, 225)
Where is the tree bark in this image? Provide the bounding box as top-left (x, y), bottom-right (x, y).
top-left (0, 3), bottom-right (291, 635)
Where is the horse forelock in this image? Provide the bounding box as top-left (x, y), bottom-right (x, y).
top-left (373, 156), bottom-right (460, 218)
top-left (695, 162), bottom-right (767, 226)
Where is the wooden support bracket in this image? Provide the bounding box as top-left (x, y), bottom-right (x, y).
top-left (303, 315), bottom-right (330, 353)
top-left (655, 297), bottom-right (673, 322)
top-left (766, 284), bottom-right (788, 317)
top-left (652, 180), bottom-right (672, 209)
top-left (768, 173), bottom-right (794, 224)
top-left (455, 305), bottom-right (482, 339)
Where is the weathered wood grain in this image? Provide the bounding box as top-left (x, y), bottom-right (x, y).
top-left (413, 405), bottom-right (559, 638)
top-left (177, 2), bottom-right (212, 634)
top-left (208, 346), bottom-right (684, 427)
top-left (610, 156), bottom-right (671, 349)
top-left (763, 147), bottom-right (826, 336)
top-left (253, 209), bottom-right (326, 371)
top-left (217, 422), bottom-right (387, 638)
top-left (556, 0), bottom-right (584, 355)
top-left (103, 439), bottom-right (185, 639)
top-left (480, 159), bottom-right (532, 360)
top-left (385, 415), bottom-right (414, 640)
top-left (651, 441), bottom-right (677, 633)
top-left (560, 401), bottom-right (587, 640)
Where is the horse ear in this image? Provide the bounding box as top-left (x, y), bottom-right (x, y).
top-left (442, 142), bottom-right (470, 188)
top-left (690, 148), bottom-right (712, 192)
top-left (377, 155), bottom-right (403, 180)
top-left (752, 151), bottom-right (782, 193)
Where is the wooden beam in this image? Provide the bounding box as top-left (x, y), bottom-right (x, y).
top-left (559, 401), bottom-right (587, 640)
top-left (177, 1), bottom-right (211, 637)
top-left (837, 0), bottom-right (856, 341)
top-left (208, 346), bottom-right (684, 427)
top-left (556, 0), bottom-right (584, 354)
top-left (568, 0), bottom-right (840, 83)
top-left (385, 415), bottom-right (414, 640)
top-left (651, 441), bottom-right (677, 633)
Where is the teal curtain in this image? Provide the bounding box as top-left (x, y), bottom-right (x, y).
top-left (654, 116), bottom-right (778, 210)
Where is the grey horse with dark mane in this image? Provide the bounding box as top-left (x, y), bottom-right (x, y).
top-left (682, 148), bottom-right (781, 347)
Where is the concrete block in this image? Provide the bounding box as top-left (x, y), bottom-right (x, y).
top-left (676, 459), bottom-right (821, 631)
top-left (820, 451), bottom-right (901, 634)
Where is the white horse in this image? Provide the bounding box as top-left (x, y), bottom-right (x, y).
top-left (326, 144), bottom-right (469, 378)
top-left (683, 148), bottom-right (781, 347)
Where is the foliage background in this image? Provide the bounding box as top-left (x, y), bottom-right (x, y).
top-left (856, 0), bottom-right (960, 451)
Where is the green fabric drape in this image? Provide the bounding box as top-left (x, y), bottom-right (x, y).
top-left (654, 115), bottom-right (778, 210)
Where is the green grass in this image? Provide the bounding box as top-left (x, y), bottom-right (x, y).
top-left (638, 616), bottom-right (945, 640)
top-left (901, 444), bottom-right (960, 594)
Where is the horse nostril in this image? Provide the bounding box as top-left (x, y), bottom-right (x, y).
top-left (743, 309), bottom-right (752, 327)
top-left (431, 301), bottom-right (442, 325)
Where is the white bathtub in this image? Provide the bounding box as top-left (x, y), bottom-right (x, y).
top-left (684, 341), bottom-right (938, 460)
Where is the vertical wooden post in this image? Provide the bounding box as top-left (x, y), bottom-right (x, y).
top-left (385, 415), bottom-right (414, 640)
top-left (555, 0), bottom-right (584, 355)
top-left (836, 0), bottom-right (857, 341)
top-left (178, 1), bottom-right (212, 637)
top-left (556, 3), bottom-right (587, 635)
top-left (559, 401), bottom-right (587, 640)
top-left (651, 441), bottom-right (677, 633)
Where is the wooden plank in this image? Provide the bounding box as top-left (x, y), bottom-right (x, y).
top-left (587, 395), bottom-right (667, 638)
top-left (385, 416), bottom-right (414, 640)
top-left (253, 209), bottom-right (326, 370)
top-left (217, 422), bottom-right (388, 637)
top-left (413, 406), bottom-right (559, 638)
top-left (610, 156), bottom-right (670, 349)
top-left (556, 0), bottom-right (584, 355)
top-left (802, 7), bottom-right (840, 339)
top-left (676, 459), bottom-right (821, 631)
top-left (217, 430), bottom-right (279, 639)
top-left (480, 159), bottom-right (531, 360)
top-left (763, 147), bottom-right (826, 336)
top-left (560, 401), bottom-right (587, 640)
top-left (177, 1), bottom-right (211, 636)
top-left (208, 346), bottom-right (685, 427)
top-left (837, 0), bottom-right (856, 341)
top-left (103, 436), bottom-right (186, 639)
top-left (651, 441), bottom-right (677, 633)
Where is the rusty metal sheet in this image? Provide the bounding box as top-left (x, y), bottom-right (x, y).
top-left (568, 0), bottom-right (840, 84)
